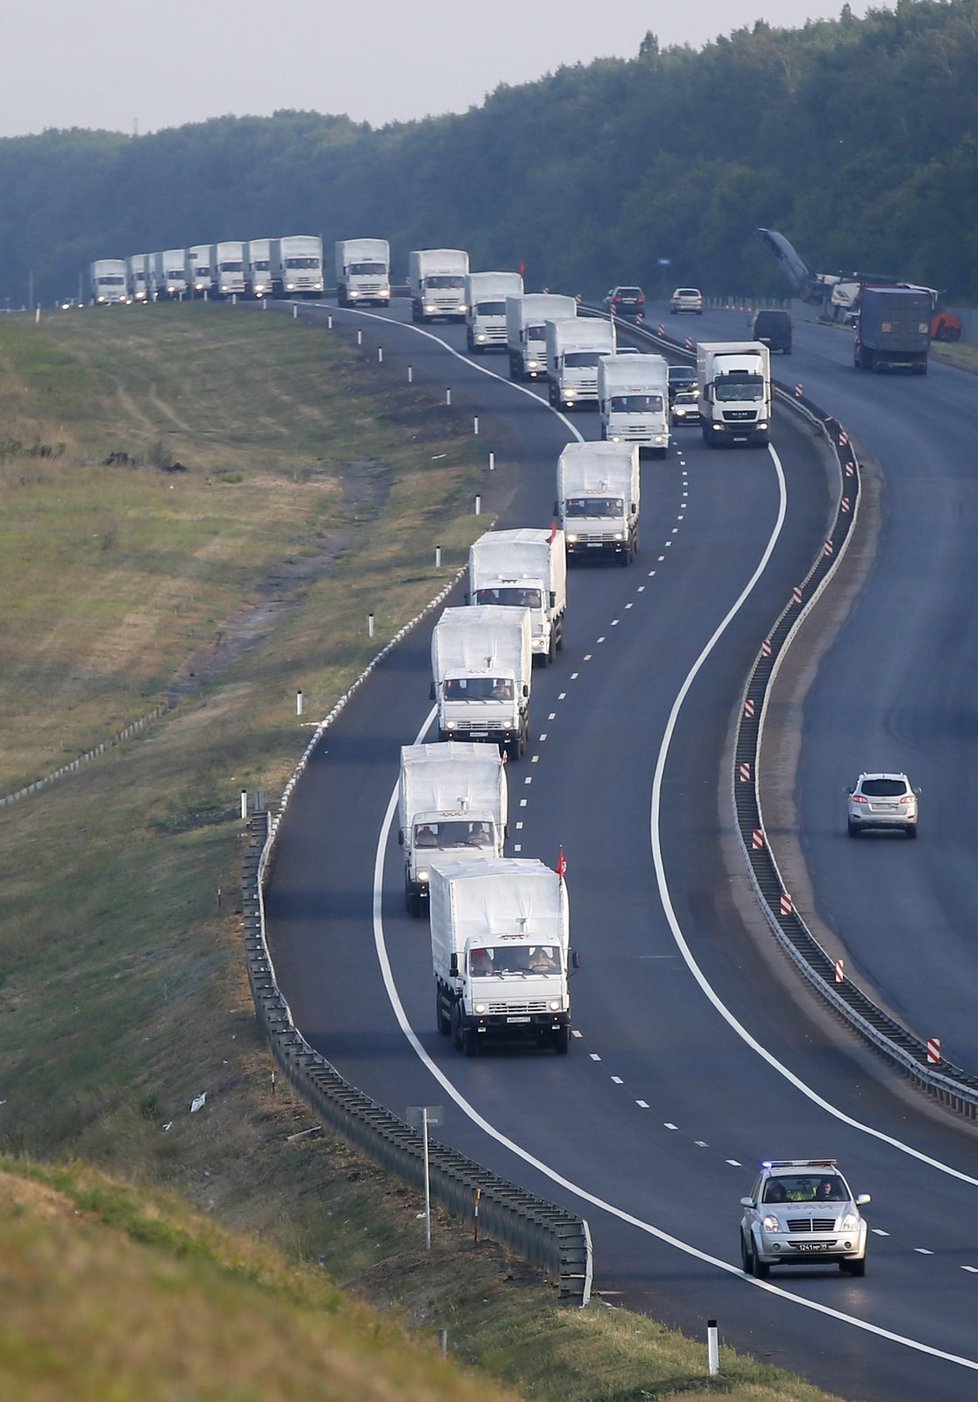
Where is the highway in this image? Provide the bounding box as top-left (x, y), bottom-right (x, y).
top-left (263, 295), bottom-right (978, 1401)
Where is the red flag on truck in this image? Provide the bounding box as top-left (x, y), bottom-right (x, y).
top-left (556, 845), bottom-right (567, 878)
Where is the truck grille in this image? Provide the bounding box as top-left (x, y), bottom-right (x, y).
top-left (485, 999), bottom-right (550, 1015)
top-left (722, 410), bottom-right (756, 422)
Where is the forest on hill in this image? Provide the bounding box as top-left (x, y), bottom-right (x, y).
top-left (2, 0), bottom-right (977, 307)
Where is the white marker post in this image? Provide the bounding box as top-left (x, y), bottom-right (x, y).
top-left (707, 1320), bottom-right (719, 1377)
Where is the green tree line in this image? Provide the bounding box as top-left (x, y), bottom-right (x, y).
top-left (2, 0), bottom-right (977, 307)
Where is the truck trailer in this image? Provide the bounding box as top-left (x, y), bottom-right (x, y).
top-left (556, 442), bottom-right (640, 565)
top-left (429, 857), bottom-right (574, 1055)
top-left (468, 527), bottom-right (567, 664)
top-left (334, 238), bottom-right (391, 306)
top-left (398, 742), bottom-right (507, 916)
top-left (431, 605), bottom-right (532, 758)
top-left (853, 286), bottom-right (931, 374)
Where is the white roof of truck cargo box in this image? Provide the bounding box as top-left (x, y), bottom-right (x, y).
top-left (597, 353), bottom-right (668, 391)
top-left (399, 744), bottom-right (506, 828)
top-left (557, 442), bottom-right (639, 496)
top-left (545, 317), bottom-right (616, 351)
top-left (431, 605), bottom-right (532, 679)
top-left (429, 857), bottom-right (567, 945)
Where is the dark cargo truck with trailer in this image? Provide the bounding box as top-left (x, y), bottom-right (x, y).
top-left (853, 286), bottom-right (931, 375)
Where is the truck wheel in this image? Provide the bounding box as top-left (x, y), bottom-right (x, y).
top-left (555, 624), bottom-right (564, 652)
top-left (553, 1025), bottom-right (571, 1054)
top-left (436, 991), bottom-right (451, 1036)
top-left (547, 630), bottom-right (557, 664)
top-left (407, 886), bottom-right (422, 918)
top-left (450, 1003), bottom-right (463, 1050)
top-left (548, 383), bottom-right (558, 406)
top-left (462, 1028), bottom-right (479, 1057)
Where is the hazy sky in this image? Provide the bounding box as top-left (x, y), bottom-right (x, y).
top-left (4, 1), bottom-right (887, 139)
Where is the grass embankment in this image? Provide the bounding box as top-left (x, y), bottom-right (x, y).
top-left (0, 303), bottom-right (846, 1401)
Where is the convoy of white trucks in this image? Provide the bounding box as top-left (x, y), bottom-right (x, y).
top-left (468, 528), bottom-right (568, 664)
top-left (334, 239), bottom-right (391, 307)
top-left (545, 316), bottom-right (617, 410)
top-left (270, 236), bottom-right (324, 298)
top-left (597, 353), bottom-right (670, 457)
top-left (506, 293), bottom-right (578, 381)
top-left (429, 857), bottom-right (574, 1055)
top-left (556, 442), bottom-right (641, 565)
top-left (696, 340), bottom-right (772, 446)
top-left (398, 742), bottom-right (508, 917)
top-left (408, 248), bottom-right (469, 322)
top-left (464, 271), bottom-right (524, 352)
top-left (431, 605), bottom-right (533, 758)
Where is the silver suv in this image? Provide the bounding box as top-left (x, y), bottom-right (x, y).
top-left (740, 1159), bottom-right (871, 1278)
top-left (847, 772), bottom-right (918, 838)
top-left (670, 287), bottom-right (703, 314)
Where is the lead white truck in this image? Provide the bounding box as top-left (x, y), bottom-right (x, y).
top-left (89, 259), bottom-right (129, 305)
top-left (208, 241), bottom-right (247, 298)
top-left (464, 270), bottom-right (524, 352)
top-left (506, 292), bottom-right (578, 381)
top-left (398, 742), bottom-right (508, 917)
top-left (270, 235), bottom-right (324, 298)
top-left (334, 238), bottom-right (391, 306)
top-left (407, 248), bottom-right (469, 322)
top-left (597, 353), bottom-right (670, 457)
top-left (429, 856), bottom-right (574, 1055)
top-left (545, 317), bottom-right (616, 410)
top-left (556, 441), bottom-right (640, 566)
top-left (468, 527), bottom-right (567, 664)
top-left (431, 605), bottom-right (532, 759)
top-left (696, 341), bottom-right (772, 447)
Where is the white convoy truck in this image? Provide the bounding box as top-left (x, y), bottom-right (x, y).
top-left (398, 742), bottom-right (508, 917)
top-left (506, 292), bottom-right (577, 381)
top-left (545, 317), bottom-right (616, 410)
top-left (186, 244), bottom-right (212, 297)
top-left (245, 238), bottom-right (273, 298)
top-left (431, 605), bottom-right (532, 759)
top-left (151, 249), bottom-right (188, 299)
top-left (334, 238), bottom-right (391, 306)
top-left (597, 353), bottom-right (670, 457)
top-left (429, 856), bottom-right (574, 1055)
top-left (408, 248), bottom-right (469, 322)
top-left (696, 341), bottom-right (772, 447)
top-left (127, 254), bottom-right (149, 303)
top-left (270, 235), bottom-right (324, 298)
top-left (464, 271), bottom-right (524, 352)
top-left (89, 259), bottom-right (129, 305)
top-left (556, 442), bottom-right (640, 566)
top-left (468, 527), bottom-right (567, 664)
top-left (208, 241), bottom-right (247, 298)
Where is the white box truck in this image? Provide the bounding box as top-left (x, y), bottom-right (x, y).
top-left (464, 270), bottom-right (524, 352)
top-left (545, 317), bottom-right (616, 410)
top-left (89, 259), bottom-right (129, 305)
top-left (334, 238), bottom-right (391, 306)
top-left (208, 241), bottom-right (247, 298)
top-left (556, 442), bottom-right (640, 566)
top-left (186, 244), bottom-right (212, 297)
top-left (598, 353), bottom-right (670, 457)
top-left (431, 605), bottom-right (532, 759)
top-left (127, 254), bottom-right (150, 303)
top-left (151, 249), bottom-right (188, 300)
top-left (429, 856), bottom-right (574, 1055)
top-left (245, 238), bottom-right (273, 298)
top-left (407, 248), bottom-right (469, 323)
top-left (697, 341), bottom-right (772, 447)
top-left (270, 235), bottom-right (324, 298)
top-left (398, 742), bottom-right (508, 917)
top-left (468, 527), bottom-right (567, 664)
top-left (506, 293), bottom-right (577, 381)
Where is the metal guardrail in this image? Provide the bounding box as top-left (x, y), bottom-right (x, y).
top-left (606, 310), bottom-right (978, 1117)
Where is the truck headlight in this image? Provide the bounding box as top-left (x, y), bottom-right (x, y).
top-left (613, 532), bottom-right (624, 541)
top-left (548, 1000), bottom-right (562, 1012)
top-left (474, 1002), bottom-right (486, 1015)
top-left (566, 533), bottom-right (579, 543)
top-left (445, 720), bottom-right (458, 729)
top-left (348, 289), bottom-right (359, 298)
top-left (417, 868), bottom-right (430, 884)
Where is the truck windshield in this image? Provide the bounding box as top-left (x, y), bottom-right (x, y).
top-left (474, 586), bottom-right (542, 608)
top-left (414, 820), bottom-right (494, 849)
top-left (610, 393), bottom-right (663, 412)
top-left (475, 300), bottom-right (506, 315)
top-left (427, 275), bottom-right (465, 289)
top-left (253, 259), bottom-right (270, 271)
top-left (98, 276), bottom-right (125, 286)
top-left (443, 677), bottom-right (515, 700)
top-left (564, 496), bottom-right (624, 519)
top-left (527, 324), bottom-right (547, 339)
top-left (715, 376), bottom-right (763, 402)
top-left (564, 351), bottom-right (603, 368)
top-left (470, 944), bottom-right (563, 975)
top-left (285, 257), bottom-right (321, 269)
top-left (350, 261), bottom-right (386, 275)
top-left (220, 261), bottom-right (244, 272)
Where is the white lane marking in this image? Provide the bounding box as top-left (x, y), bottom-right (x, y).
top-left (695, 1141), bottom-right (709, 1148)
top-left (664, 1123), bottom-right (679, 1131)
top-left (531, 755), bottom-right (540, 764)
top-left (519, 798), bottom-right (527, 807)
top-left (647, 445), bottom-right (978, 1190)
top-left (872, 1228), bottom-right (891, 1237)
top-left (962, 1266), bottom-right (978, 1274)
top-left (915, 1248), bottom-right (935, 1256)
top-left (726, 1160), bottom-right (742, 1167)
top-left (548, 711), bottom-right (557, 719)
top-left (539, 733), bottom-right (548, 741)
top-left (637, 1100), bottom-right (650, 1109)
top-left (514, 844), bottom-right (522, 852)
top-left (611, 1076), bottom-right (624, 1085)
top-left (365, 487), bottom-right (978, 1378)
top-left (515, 821), bottom-right (523, 830)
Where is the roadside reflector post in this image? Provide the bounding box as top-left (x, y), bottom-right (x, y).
top-left (368, 612), bottom-right (375, 639)
top-left (473, 415), bottom-right (479, 435)
top-left (435, 546), bottom-right (442, 569)
top-left (475, 494), bottom-right (482, 516)
top-left (378, 346), bottom-right (383, 363)
top-left (240, 789), bottom-right (248, 820)
top-left (445, 387), bottom-right (452, 406)
top-left (357, 328), bottom-right (362, 345)
top-left (707, 1320), bottom-right (719, 1377)
top-left (408, 365), bottom-right (413, 383)
top-left (296, 690), bottom-right (303, 717)
top-left (291, 302), bottom-right (297, 319)
top-left (327, 314), bottom-right (333, 330)
top-left (927, 1037), bottom-right (941, 1064)
top-left (488, 451), bottom-right (495, 471)
top-left (835, 958), bottom-right (845, 983)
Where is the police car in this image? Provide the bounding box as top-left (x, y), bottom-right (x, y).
top-left (740, 1159), bottom-right (871, 1278)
